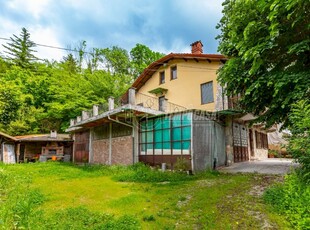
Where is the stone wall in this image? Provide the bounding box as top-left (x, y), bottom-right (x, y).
top-left (92, 135), bottom-right (133, 165)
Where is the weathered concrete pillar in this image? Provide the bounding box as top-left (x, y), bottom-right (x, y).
top-left (93, 105), bottom-right (99, 116)
top-left (76, 116), bottom-right (82, 123)
top-left (82, 111), bottom-right (89, 120)
top-left (70, 119), bottom-right (75, 126)
top-left (89, 128), bottom-right (94, 164)
top-left (108, 97), bottom-right (114, 111)
top-left (132, 116), bottom-right (139, 164)
top-left (128, 88), bottom-right (136, 105)
top-left (108, 122), bottom-right (112, 165)
top-left (225, 117), bottom-right (234, 165)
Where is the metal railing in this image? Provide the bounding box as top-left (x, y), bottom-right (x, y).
top-left (134, 92), bottom-right (187, 113)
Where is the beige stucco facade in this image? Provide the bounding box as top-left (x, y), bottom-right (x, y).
top-left (137, 59), bottom-right (221, 111)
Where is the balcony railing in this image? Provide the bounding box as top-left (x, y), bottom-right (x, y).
top-left (134, 92), bottom-right (187, 113)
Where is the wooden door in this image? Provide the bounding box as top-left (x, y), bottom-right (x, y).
top-left (233, 123), bottom-right (249, 162)
top-left (74, 131), bottom-right (90, 163)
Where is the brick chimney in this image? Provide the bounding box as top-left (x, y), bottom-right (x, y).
top-left (191, 40), bottom-right (203, 54)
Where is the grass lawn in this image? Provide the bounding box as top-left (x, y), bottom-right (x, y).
top-left (0, 162), bottom-right (290, 229)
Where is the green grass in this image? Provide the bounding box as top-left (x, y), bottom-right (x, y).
top-left (0, 162), bottom-right (290, 229)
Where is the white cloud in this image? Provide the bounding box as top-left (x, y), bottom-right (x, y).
top-left (31, 26), bottom-right (65, 61)
top-left (6, 0), bottom-right (51, 20)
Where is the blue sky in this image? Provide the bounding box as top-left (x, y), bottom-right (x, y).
top-left (0, 0), bottom-right (224, 61)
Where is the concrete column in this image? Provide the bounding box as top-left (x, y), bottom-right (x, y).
top-left (225, 117), bottom-right (234, 165)
top-left (76, 116), bottom-right (82, 123)
top-left (72, 133), bottom-right (76, 163)
top-left (82, 111), bottom-right (89, 120)
top-left (132, 116), bottom-right (139, 164)
top-left (93, 105), bottom-right (99, 116)
top-left (108, 122), bottom-right (112, 165)
top-left (70, 119), bottom-right (75, 126)
top-left (89, 128), bottom-right (94, 163)
top-left (128, 88), bottom-right (136, 105)
top-left (108, 97), bottom-right (114, 111)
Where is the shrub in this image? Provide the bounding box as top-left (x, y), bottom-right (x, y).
top-left (264, 172), bottom-right (310, 229)
top-left (287, 100), bottom-right (310, 183)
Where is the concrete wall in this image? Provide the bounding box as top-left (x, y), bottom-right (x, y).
top-left (137, 59), bottom-right (221, 111)
top-left (92, 135), bottom-right (133, 165)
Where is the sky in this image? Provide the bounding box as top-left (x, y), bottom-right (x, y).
top-left (0, 0), bottom-right (224, 61)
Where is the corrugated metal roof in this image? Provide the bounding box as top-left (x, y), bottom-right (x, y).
top-left (14, 134), bottom-right (72, 142)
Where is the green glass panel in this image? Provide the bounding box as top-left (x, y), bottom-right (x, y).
top-left (172, 141), bottom-right (181, 149)
top-left (182, 113), bottom-right (191, 126)
top-left (146, 143), bottom-right (153, 150)
top-left (163, 142), bottom-right (171, 149)
top-left (155, 142), bottom-right (162, 149)
top-left (162, 116), bottom-right (170, 128)
top-left (182, 141), bottom-right (191, 150)
top-left (154, 130), bottom-right (162, 142)
top-left (141, 132), bottom-right (146, 143)
top-left (146, 120), bottom-right (153, 129)
top-left (140, 144), bottom-right (146, 152)
top-left (172, 114), bottom-right (182, 127)
top-left (140, 121), bottom-right (147, 131)
top-left (146, 131), bottom-right (153, 142)
top-left (172, 127), bottom-right (181, 141)
top-left (153, 118), bottom-right (162, 130)
top-left (182, 126), bottom-right (191, 140)
top-left (163, 129), bottom-right (170, 142)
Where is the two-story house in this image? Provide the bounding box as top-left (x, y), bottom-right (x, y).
top-left (67, 41), bottom-right (270, 172)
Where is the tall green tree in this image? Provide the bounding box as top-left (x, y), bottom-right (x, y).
top-left (100, 46), bottom-right (131, 75)
top-left (130, 44), bottom-right (165, 78)
top-left (2, 28), bottom-right (37, 68)
top-left (217, 0), bottom-right (310, 127)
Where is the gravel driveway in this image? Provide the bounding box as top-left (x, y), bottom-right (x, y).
top-left (218, 158), bottom-right (299, 175)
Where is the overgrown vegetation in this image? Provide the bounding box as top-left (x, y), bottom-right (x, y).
top-left (0, 28), bottom-right (164, 134)
top-left (263, 99), bottom-right (310, 229)
top-left (217, 0), bottom-right (310, 127)
top-left (0, 162), bottom-right (289, 229)
top-left (264, 172), bottom-right (310, 229)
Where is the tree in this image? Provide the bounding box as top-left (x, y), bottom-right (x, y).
top-left (130, 44), bottom-right (165, 78)
top-left (217, 0), bottom-right (310, 127)
top-left (2, 27), bottom-right (37, 68)
top-left (100, 46), bottom-right (131, 75)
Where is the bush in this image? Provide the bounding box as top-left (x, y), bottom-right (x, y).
top-left (264, 172), bottom-right (310, 229)
top-left (287, 100), bottom-right (310, 183)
